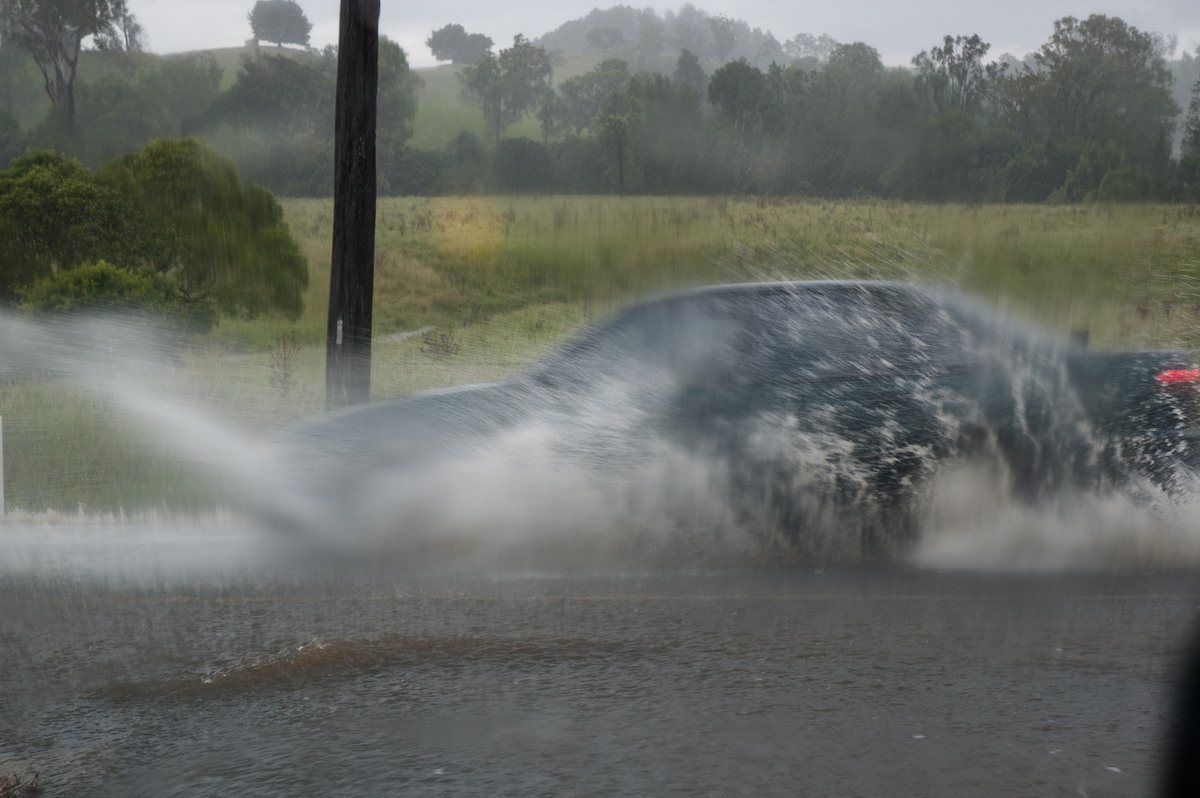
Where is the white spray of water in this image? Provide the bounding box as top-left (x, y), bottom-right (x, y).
top-left (911, 459), bottom-right (1200, 571)
top-left (0, 311), bottom-right (311, 523)
top-left (3, 305), bottom-right (1200, 573)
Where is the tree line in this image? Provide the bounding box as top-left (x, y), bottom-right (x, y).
top-left (1, 4), bottom-right (1199, 203)
top-left (434, 15), bottom-right (1200, 202)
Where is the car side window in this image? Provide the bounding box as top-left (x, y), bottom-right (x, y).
top-left (528, 295), bottom-right (743, 391)
top-left (528, 286), bottom-right (981, 393)
top-left (731, 288), bottom-right (976, 383)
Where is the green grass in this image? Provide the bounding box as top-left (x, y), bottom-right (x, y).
top-left (4, 198), bottom-right (1200, 514)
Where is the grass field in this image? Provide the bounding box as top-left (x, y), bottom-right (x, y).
top-left (3, 198), bottom-right (1199, 514)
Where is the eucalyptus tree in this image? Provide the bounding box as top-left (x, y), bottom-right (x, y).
top-left (0, 0), bottom-right (141, 128)
top-left (459, 34), bottom-right (551, 144)
top-left (672, 48), bottom-right (706, 98)
top-left (426, 23), bottom-right (492, 65)
top-left (247, 0), bottom-right (312, 48)
top-left (556, 57), bottom-right (630, 133)
top-left (992, 15), bottom-right (1178, 199)
top-left (1026, 15), bottom-right (1176, 158)
top-left (1183, 75), bottom-right (1200, 159)
top-left (912, 34), bottom-right (993, 116)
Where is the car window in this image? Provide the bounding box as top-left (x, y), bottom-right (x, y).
top-left (727, 286), bottom-right (979, 383)
top-left (529, 294), bottom-right (743, 390)
top-left (527, 285), bottom-right (982, 392)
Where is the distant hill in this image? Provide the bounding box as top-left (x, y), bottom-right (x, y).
top-left (533, 5), bottom-right (807, 74)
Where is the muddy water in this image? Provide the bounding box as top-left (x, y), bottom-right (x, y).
top-left (1, 524), bottom-right (1197, 797)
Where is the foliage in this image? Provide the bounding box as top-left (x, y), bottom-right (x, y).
top-left (0, 139), bottom-right (307, 323)
top-left (100, 137), bottom-right (308, 318)
top-left (783, 33), bottom-right (839, 69)
top-left (17, 259), bottom-right (214, 330)
top-left (598, 112), bottom-right (633, 189)
top-left (912, 34), bottom-right (992, 115)
top-left (1183, 75), bottom-right (1200, 159)
top-left (3, 11), bottom-right (1195, 204)
top-left (197, 39), bottom-right (417, 196)
top-left (206, 50), bottom-right (334, 137)
top-left (0, 0), bottom-right (140, 127)
top-left (556, 58), bottom-right (629, 133)
top-left (538, 6), bottom-right (790, 72)
top-left (0, 149), bottom-right (144, 297)
top-left (672, 49), bottom-right (706, 97)
top-left (459, 35), bottom-right (552, 144)
top-left (992, 15), bottom-right (1178, 199)
top-left (708, 59), bottom-right (767, 138)
top-left (247, 0), bottom-right (312, 48)
top-left (426, 23), bottom-right (492, 65)
top-left (377, 37), bottom-right (420, 150)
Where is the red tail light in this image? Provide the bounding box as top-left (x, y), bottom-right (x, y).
top-left (1156, 368), bottom-right (1200, 387)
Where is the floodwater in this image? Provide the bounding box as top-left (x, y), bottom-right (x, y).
top-left (4, 303), bottom-right (1200, 796)
top-left (2, 522), bottom-right (1198, 797)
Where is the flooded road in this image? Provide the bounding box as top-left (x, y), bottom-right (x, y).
top-left (1, 524), bottom-right (1197, 797)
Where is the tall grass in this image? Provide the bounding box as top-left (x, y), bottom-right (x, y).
top-left (3, 198), bottom-right (1199, 514)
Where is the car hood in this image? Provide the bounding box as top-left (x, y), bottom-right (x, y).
top-left (278, 380), bottom-right (537, 463)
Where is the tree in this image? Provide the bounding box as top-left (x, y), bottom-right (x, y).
top-left (1181, 75), bottom-right (1200, 158)
top-left (586, 27), bottom-right (623, 50)
top-left (459, 50), bottom-right (503, 142)
top-left (0, 0), bottom-right (141, 128)
top-left (100, 138), bottom-right (308, 319)
top-left (1176, 75), bottom-right (1200, 201)
top-left (426, 23), bottom-right (492, 65)
top-left (0, 140), bottom-right (308, 319)
top-left (459, 34), bottom-right (551, 144)
top-left (377, 35), bottom-right (420, 148)
top-left (1024, 16), bottom-right (1176, 166)
top-left (708, 59), bottom-right (767, 139)
top-left (206, 52), bottom-right (335, 137)
top-left (988, 15), bottom-right (1178, 200)
top-left (912, 34), bottom-right (992, 115)
top-left (708, 15), bottom-right (739, 62)
top-left (783, 33), bottom-right (838, 68)
top-left (801, 43), bottom-right (889, 195)
top-left (0, 149), bottom-right (143, 298)
top-left (672, 48), bottom-right (706, 97)
top-left (598, 112), bottom-right (632, 190)
top-left (247, 0), bottom-right (312, 48)
top-left (556, 57), bottom-right (629, 133)
top-left (623, 71), bottom-right (713, 192)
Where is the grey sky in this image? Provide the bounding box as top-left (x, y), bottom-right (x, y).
top-left (131, 0), bottom-right (1199, 68)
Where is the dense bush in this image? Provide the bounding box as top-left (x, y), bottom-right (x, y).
top-left (18, 260), bottom-right (216, 331)
top-left (0, 140), bottom-right (307, 323)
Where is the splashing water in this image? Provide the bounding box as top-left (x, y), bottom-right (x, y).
top-left (2, 288), bottom-right (1199, 575)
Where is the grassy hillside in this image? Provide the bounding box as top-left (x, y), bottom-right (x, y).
top-left (409, 52), bottom-right (611, 149)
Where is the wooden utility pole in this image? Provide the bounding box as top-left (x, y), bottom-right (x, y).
top-left (326, 0), bottom-right (379, 409)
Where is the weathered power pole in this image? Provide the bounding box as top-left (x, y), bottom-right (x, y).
top-left (326, 0), bottom-right (379, 409)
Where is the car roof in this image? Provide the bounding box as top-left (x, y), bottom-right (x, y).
top-left (609, 279), bottom-right (958, 318)
top-left (629, 279), bottom-right (945, 303)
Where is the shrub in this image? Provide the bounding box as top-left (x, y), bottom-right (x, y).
top-left (18, 260), bottom-right (216, 331)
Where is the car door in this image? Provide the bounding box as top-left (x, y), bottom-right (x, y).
top-left (672, 285), bottom-right (985, 498)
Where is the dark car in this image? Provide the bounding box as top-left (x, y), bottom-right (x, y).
top-left (257, 281), bottom-right (1200, 559)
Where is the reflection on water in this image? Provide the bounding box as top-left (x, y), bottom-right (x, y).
top-left (2, 522), bottom-right (1198, 797)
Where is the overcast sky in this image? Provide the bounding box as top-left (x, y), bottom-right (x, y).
top-left (129, 0), bottom-right (1200, 69)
